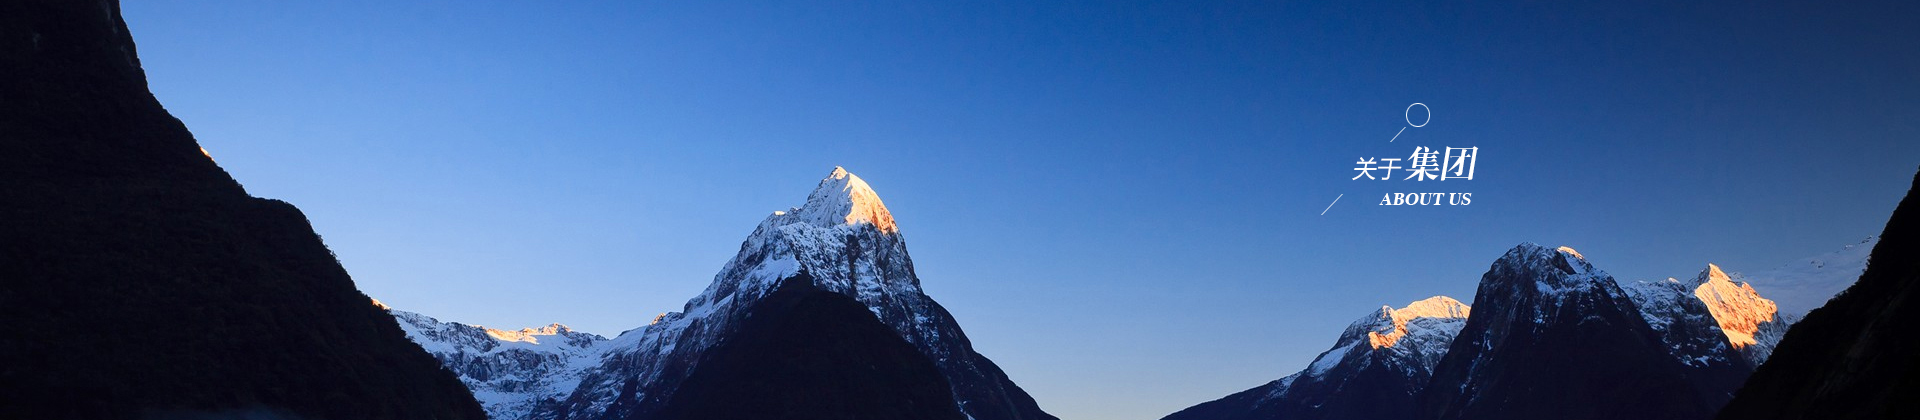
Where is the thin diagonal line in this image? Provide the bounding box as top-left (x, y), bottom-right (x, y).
top-left (1389, 126), bottom-right (1406, 142)
top-left (1321, 194), bottom-right (1343, 215)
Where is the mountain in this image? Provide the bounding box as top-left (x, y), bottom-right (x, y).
top-left (1160, 236), bottom-right (1874, 420)
top-left (386, 302), bottom-right (609, 420)
top-left (1622, 264), bottom-right (1789, 367)
top-left (651, 273), bottom-right (967, 420)
top-left (400, 167), bottom-right (1052, 420)
top-left (1161, 297), bottom-right (1469, 420)
top-left (1716, 169), bottom-right (1920, 420)
top-left (0, 1), bottom-right (484, 419)
top-left (1689, 265), bottom-right (1792, 365)
top-left (1418, 244), bottom-right (1752, 420)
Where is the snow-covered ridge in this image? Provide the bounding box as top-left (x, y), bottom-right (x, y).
top-left (1619, 273), bottom-right (1741, 368)
top-left (1367, 296), bottom-right (1471, 349)
top-left (1616, 239), bottom-right (1873, 367)
top-left (788, 166), bottom-right (896, 233)
top-left (382, 305), bottom-right (608, 420)
top-left (1495, 244), bottom-right (1616, 321)
top-left (1690, 264), bottom-right (1780, 350)
top-left (1259, 296), bottom-right (1470, 405)
top-left (541, 167), bottom-right (1047, 420)
top-left (1170, 239), bottom-right (1872, 420)
top-left (485, 324), bottom-right (583, 344)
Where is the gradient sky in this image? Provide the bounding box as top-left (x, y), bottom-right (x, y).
top-left (122, 1), bottom-right (1917, 419)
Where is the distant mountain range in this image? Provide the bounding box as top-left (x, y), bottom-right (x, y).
top-left (7, 1), bottom-right (1912, 419)
top-left (384, 168), bottom-right (1055, 420)
top-left (389, 165), bottom-right (1881, 420)
top-left (1163, 238), bottom-right (1872, 420)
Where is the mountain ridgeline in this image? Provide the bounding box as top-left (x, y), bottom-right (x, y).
top-left (1715, 169), bottom-right (1920, 420)
top-left (1419, 246), bottom-right (1751, 420)
top-left (393, 167), bottom-right (1055, 420)
top-left (1164, 236), bottom-right (1878, 420)
top-left (1162, 297), bottom-right (1470, 420)
top-left (0, 1), bottom-right (483, 419)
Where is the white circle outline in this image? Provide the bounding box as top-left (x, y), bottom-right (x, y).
top-left (1406, 103), bottom-right (1430, 127)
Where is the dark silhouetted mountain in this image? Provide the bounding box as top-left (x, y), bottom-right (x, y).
top-left (1418, 244), bottom-right (1751, 420)
top-left (0, 1), bottom-right (485, 419)
top-left (1161, 297), bottom-right (1469, 420)
top-left (653, 273), bottom-right (966, 420)
top-left (1717, 168), bottom-right (1920, 420)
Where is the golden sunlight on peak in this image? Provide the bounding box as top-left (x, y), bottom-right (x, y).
top-left (823, 167), bottom-right (898, 233)
top-left (1556, 246), bottom-right (1585, 259)
top-left (651, 313), bottom-right (668, 326)
top-left (370, 298), bottom-right (390, 311)
top-left (200, 147), bottom-right (213, 161)
top-left (1693, 268), bottom-right (1778, 349)
top-left (483, 324), bottom-right (569, 344)
top-left (1368, 296), bottom-right (1471, 349)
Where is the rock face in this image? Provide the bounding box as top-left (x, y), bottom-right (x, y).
top-left (0, 1), bottom-right (485, 419)
top-left (1161, 297), bottom-right (1469, 420)
top-left (1716, 169), bottom-right (1920, 420)
top-left (1620, 264), bottom-right (1784, 369)
top-left (1419, 245), bottom-right (1751, 420)
top-left (400, 167), bottom-right (1052, 420)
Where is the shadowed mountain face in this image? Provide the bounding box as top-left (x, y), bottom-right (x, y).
top-left (0, 1), bottom-right (484, 419)
top-left (654, 273), bottom-right (967, 420)
top-left (1417, 245), bottom-right (1752, 420)
top-left (1717, 168), bottom-right (1920, 420)
top-left (1162, 241), bottom-right (1819, 420)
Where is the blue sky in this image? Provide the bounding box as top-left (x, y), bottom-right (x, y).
top-left (124, 1), bottom-right (1916, 419)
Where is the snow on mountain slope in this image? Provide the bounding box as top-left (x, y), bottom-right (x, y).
top-left (1621, 264), bottom-right (1779, 367)
top-left (1691, 265), bottom-right (1790, 365)
top-left (1292, 296), bottom-right (1469, 385)
top-left (382, 301), bottom-right (607, 420)
top-left (1161, 297), bottom-right (1469, 420)
top-left (1620, 238), bottom-right (1875, 367)
top-left (545, 167), bottom-right (1052, 420)
top-left (1167, 239), bottom-right (1871, 420)
top-left (1420, 244), bottom-right (1750, 420)
top-left (1733, 237), bottom-right (1876, 319)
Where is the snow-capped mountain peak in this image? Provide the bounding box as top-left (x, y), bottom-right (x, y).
top-left (1488, 243), bottom-right (1613, 313)
top-left (542, 167), bottom-right (1053, 420)
top-left (1688, 264), bottom-right (1781, 351)
top-left (1367, 296), bottom-right (1471, 349)
top-left (1689, 264), bottom-right (1789, 362)
top-left (1555, 245), bottom-right (1585, 260)
top-left (1163, 296), bottom-right (1470, 420)
top-left (787, 166), bottom-right (897, 233)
